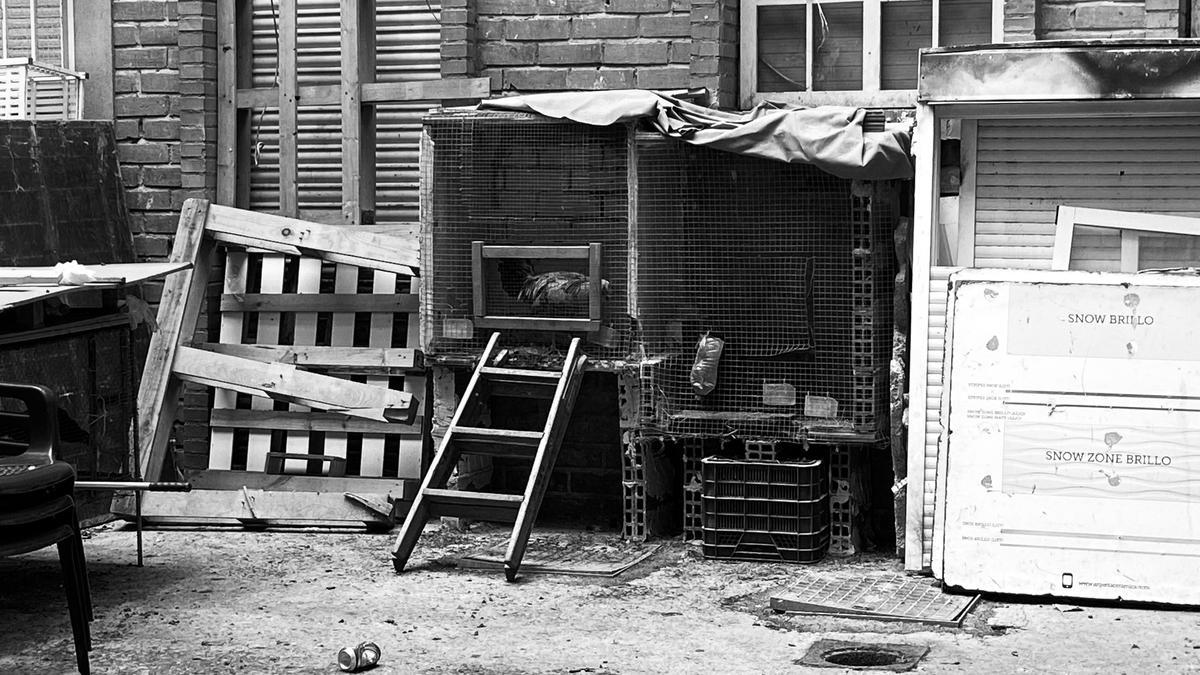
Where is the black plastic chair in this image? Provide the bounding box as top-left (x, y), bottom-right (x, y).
top-left (0, 383), bottom-right (92, 674)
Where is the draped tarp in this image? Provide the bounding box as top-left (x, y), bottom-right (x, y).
top-left (479, 89), bottom-right (914, 181)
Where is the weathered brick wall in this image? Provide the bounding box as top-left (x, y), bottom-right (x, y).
top-left (1033, 0), bottom-right (1185, 39)
top-left (111, 0), bottom-right (219, 473)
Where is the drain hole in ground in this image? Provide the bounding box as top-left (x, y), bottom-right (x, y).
top-left (823, 647), bottom-right (903, 668)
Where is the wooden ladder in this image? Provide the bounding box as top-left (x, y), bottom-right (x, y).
top-left (391, 332), bottom-right (587, 581)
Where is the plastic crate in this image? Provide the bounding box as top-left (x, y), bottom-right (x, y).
top-left (701, 457), bottom-right (830, 564)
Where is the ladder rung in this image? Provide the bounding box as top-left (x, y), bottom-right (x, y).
top-left (452, 427), bottom-right (543, 459)
top-left (423, 488), bottom-right (524, 522)
top-left (480, 366), bottom-right (560, 380)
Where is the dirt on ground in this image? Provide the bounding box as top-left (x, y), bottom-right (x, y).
top-left (3, 521), bottom-right (1200, 674)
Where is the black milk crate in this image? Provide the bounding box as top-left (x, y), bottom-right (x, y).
top-left (701, 457), bottom-right (830, 564)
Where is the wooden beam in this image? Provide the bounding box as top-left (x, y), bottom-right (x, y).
top-left (218, 292), bottom-right (419, 314)
top-left (341, 0), bottom-right (364, 225)
top-left (209, 408), bottom-right (422, 435)
top-left (138, 199), bottom-right (216, 480)
top-left (955, 120), bottom-right (978, 267)
top-left (113, 488), bottom-right (410, 527)
top-left (278, 0), bottom-right (298, 217)
top-left (739, 0), bottom-right (758, 109)
top-left (203, 204), bottom-right (419, 275)
top-left (475, 317), bottom-right (602, 332)
top-left (199, 343), bottom-right (422, 373)
top-left (172, 345), bottom-right (417, 423)
top-left (1050, 205), bottom-right (1076, 271)
top-left (480, 245), bottom-right (592, 259)
top-left (472, 240), bottom-right (485, 317)
top-left (216, 0), bottom-right (237, 204)
top-left (235, 78), bottom-right (492, 109)
top-left (186, 471), bottom-right (418, 497)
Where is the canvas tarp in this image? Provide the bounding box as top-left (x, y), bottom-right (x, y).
top-left (479, 89), bottom-right (914, 181)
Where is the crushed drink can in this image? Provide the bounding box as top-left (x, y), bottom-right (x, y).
top-left (337, 641), bottom-right (381, 672)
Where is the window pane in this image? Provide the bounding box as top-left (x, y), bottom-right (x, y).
top-left (1138, 233), bottom-right (1200, 270)
top-left (939, 0), bottom-right (993, 47)
top-left (757, 6), bottom-right (807, 92)
top-left (881, 0), bottom-right (932, 90)
top-left (813, 2), bottom-right (863, 92)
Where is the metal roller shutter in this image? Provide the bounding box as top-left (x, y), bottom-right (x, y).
top-left (248, 0), bottom-right (441, 222)
top-left (973, 116), bottom-right (1200, 270)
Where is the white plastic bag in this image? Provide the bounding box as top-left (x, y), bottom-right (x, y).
top-left (690, 332), bottom-right (724, 396)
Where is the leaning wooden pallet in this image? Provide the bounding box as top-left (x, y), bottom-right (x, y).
top-left (115, 199), bottom-right (429, 528)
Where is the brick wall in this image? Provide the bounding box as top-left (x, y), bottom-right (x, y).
top-left (1032, 0), bottom-right (1186, 38)
top-left (442, 0), bottom-right (740, 108)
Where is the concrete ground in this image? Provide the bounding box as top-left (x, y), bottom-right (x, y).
top-left (2, 522), bottom-right (1200, 674)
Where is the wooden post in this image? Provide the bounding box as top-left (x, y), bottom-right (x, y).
top-left (216, 0), bottom-right (236, 205)
top-left (138, 199), bottom-right (216, 480)
top-left (278, 0), bottom-right (298, 217)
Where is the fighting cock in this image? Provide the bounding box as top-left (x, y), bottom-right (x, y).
top-left (497, 259), bottom-right (610, 307)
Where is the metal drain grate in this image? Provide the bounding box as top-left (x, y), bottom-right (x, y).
top-left (771, 570), bottom-right (979, 626)
top-left (797, 639), bottom-right (929, 672)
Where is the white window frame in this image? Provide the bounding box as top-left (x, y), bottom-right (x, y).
top-left (739, 0), bottom-right (1005, 109)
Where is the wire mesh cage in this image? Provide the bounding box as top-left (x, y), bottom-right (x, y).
top-left (421, 110), bottom-right (897, 441)
top-left (0, 58), bottom-right (85, 120)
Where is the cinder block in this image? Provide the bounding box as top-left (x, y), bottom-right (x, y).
top-left (572, 15), bottom-right (639, 38)
top-left (602, 41), bottom-right (670, 65)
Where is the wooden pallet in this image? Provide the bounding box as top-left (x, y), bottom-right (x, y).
top-left (118, 199), bottom-right (429, 527)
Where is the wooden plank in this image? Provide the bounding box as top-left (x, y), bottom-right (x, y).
top-left (361, 78), bottom-right (490, 103)
top-left (208, 250), bottom-right (248, 471)
top-left (219, 292), bottom-right (418, 314)
top-left (471, 240), bottom-right (485, 317)
top-left (186, 470), bottom-right (417, 497)
top-left (236, 78), bottom-right (491, 108)
top-left (1050, 205), bottom-right (1076, 271)
top-left (0, 262), bottom-right (188, 287)
top-left (172, 345), bottom-right (416, 421)
top-left (245, 254), bottom-right (285, 472)
top-left (138, 199), bottom-right (215, 480)
top-left (277, 0), bottom-right (298, 217)
top-left (588, 242), bottom-right (602, 322)
top-left (116, 489), bottom-right (407, 526)
top-left (399, 276), bottom-right (424, 479)
top-left (475, 317), bottom-right (602, 332)
top-left (323, 264), bottom-right (359, 467)
top-left (360, 270), bottom-right (397, 477)
top-left (209, 408), bottom-right (421, 435)
top-left (340, 0), bottom-right (363, 225)
top-left (739, 0), bottom-right (758, 109)
top-left (480, 245), bottom-right (591, 259)
top-left (283, 257), bottom-right (323, 471)
top-left (199, 343), bottom-right (421, 373)
top-left (862, 0), bottom-right (881, 92)
top-left (216, 0), bottom-right (237, 204)
top-left (956, 119), bottom-right (977, 266)
top-left (204, 204), bottom-right (419, 275)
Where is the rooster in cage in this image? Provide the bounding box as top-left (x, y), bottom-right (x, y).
top-left (497, 259), bottom-right (610, 307)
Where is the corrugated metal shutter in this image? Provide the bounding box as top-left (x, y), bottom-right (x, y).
top-left (248, 0), bottom-right (441, 222)
top-left (973, 116), bottom-right (1200, 270)
top-left (921, 265), bottom-right (958, 570)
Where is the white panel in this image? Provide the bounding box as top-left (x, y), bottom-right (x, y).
top-left (937, 270), bottom-right (1200, 604)
top-left (921, 265), bottom-right (960, 569)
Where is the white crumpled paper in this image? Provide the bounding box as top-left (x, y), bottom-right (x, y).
top-left (54, 260), bottom-right (101, 285)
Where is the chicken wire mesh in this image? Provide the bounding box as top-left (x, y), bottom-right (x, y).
top-left (636, 137), bottom-right (896, 441)
top-left (423, 111), bottom-right (631, 360)
top-left (421, 111), bottom-right (896, 441)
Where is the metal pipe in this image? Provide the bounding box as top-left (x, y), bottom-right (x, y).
top-left (74, 481), bottom-right (192, 491)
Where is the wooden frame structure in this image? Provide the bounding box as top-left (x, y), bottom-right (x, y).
top-left (215, 0), bottom-right (489, 221)
top-left (125, 199), bottom-right (429, 527)
top-left (1051, 206), bottom-right (1200, 272)
top-left (906, 41), bottom-right (1200, 571)
top-left (471, 242), bottom-right (604, 332)
top-left (738, 0), bottom-right (1005, 109)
